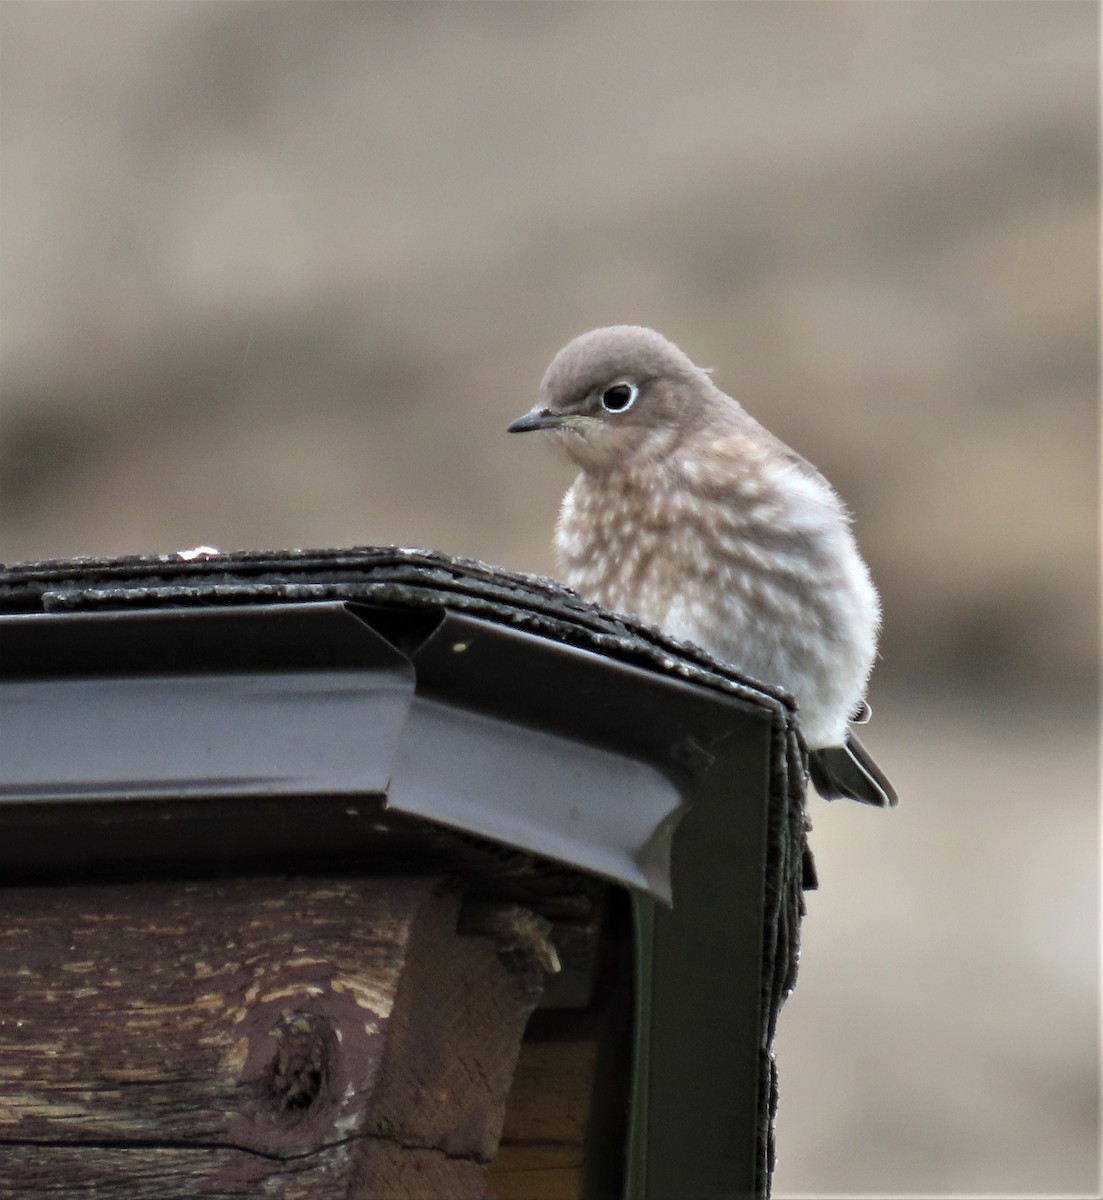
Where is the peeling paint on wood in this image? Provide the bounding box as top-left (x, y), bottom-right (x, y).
top-left (0, 876), bottom-right (546, 1198)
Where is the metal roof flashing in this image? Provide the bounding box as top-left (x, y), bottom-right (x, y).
top-left (0, 547), bottom-right (806, 898)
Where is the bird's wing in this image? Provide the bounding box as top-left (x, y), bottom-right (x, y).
top-left (808, 735), bottom-right (898, 807)
top-left (776, 443), bottom-right (838, 493)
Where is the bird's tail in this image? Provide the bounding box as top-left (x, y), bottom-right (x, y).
top-left (809, 734), bottom-right (898, 807)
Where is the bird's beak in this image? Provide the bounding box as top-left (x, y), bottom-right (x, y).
top-left (507, 408), bottom-right (566, 434)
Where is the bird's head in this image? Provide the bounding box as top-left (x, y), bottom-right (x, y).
top-left (508, 325), bottom-right (724, 471)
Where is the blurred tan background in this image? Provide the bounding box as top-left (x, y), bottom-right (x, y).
top-left (1, 2), bottom-right (1097, 1195)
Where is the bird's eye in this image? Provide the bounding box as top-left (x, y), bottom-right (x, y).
top-left (600, 382), bottom-right (638, 413)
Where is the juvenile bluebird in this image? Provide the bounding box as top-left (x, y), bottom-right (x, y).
top-left (508, 325), bottom-right (896, 806)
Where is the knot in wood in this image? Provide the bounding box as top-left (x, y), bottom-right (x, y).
top-left (258, 1012), bottom-right (333, 1120)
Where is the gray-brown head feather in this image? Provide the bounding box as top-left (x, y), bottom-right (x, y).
top-left (534, 325), bottom-right (747, 470)
top-left (539, 325), bottom-right (703, 408)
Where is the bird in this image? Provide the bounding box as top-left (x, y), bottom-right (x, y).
top-left (507, 325), bottom-right (896, 807)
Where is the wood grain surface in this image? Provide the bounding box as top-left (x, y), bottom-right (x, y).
top-left (0, 876), bottom-right (546, 1198)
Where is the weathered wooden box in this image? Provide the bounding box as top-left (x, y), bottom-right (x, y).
top-left (0, 547), bottom-right (807, 1199)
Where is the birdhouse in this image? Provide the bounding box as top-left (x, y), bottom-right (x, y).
top-left (0, 547), bottom-right (808, 1199)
